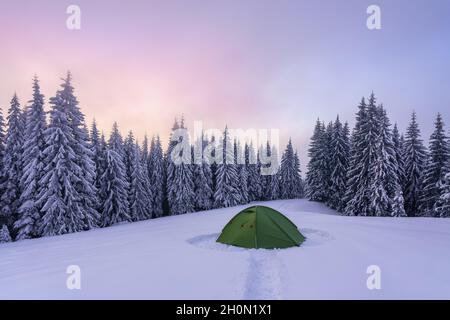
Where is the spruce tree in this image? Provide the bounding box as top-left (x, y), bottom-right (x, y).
top-left (149, 136), bottom-right (164, 217)
top-left (294, 151), bottom-right (304, 198)
top-left (214, 127), bottom-right (241, 208)
top-left (280, 139), bottom-right (301, 199)
top-left (99, 123), bottom-right (130, 226)
top-left (37, 87), bottom-right (85, 236)
top-left (345, 94), bottom-right (382, 216)
top-left (90, 120), bottom-right (107, 213)
top-left (0, 224), bottom-right (12, 243)
top-left (306, 120), bottom-right (328, 202)
top-left (166, 119), bottom-right (195, 215)
top-left (246, 143), bottom-right (262, 201)
top-left (392, 124), bottom-right (406, 192)
top-left (1, 94), bottom-right (24, 231)
top-left (15, 76), bottom-right (47, 240)
top-left (435, 173), bottom-right (450, 217)
top-left (419, 113), bottom-right (449, 215)
top-left (60, 73), bottom-right (99, 229)
top-left (403, 112), bottom-right (427, 216)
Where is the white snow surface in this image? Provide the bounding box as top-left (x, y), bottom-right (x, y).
top-left (1, 199), bottom-right (450, 299)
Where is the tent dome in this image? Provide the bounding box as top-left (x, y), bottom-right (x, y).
top-left (216, 206), bottom-right (305, 249)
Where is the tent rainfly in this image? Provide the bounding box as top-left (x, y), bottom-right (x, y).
top-left (216, 206), bottom-right (305, 249)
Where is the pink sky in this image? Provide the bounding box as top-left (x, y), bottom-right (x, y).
top-left (1, 0), bottom-right (450, 172)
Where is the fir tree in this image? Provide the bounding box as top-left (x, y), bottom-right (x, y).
top-left (60, 73), bottom-right (99, 229)
top-left (0, 224), bottom-right (12, 243)
top-left (403, 112), bottom-right (427, 216)
top-left (246, 143), bottom-right (262, 201)
top-left (328, 117), bottom-right (350, 211)
top-left (280, 139), bottom-right (302, 199)
top-left (392, 124), bottom-right (406, 192)
top-left (99, 123), bottom-right (131, 226)
top-left (419, 113), bottom-right (449, 215)
top-left (306, 120), bottom-right (328, 202)
top-left (435, 173), bottom-right (450, 217)
top-left (37, 86), bottom-right (85, 236)
top-left (1, 94), bottom-right (24, 230)
top-left (391, 188), bottom-right (407, 217)
top-left (149, 136), bottom-right (164, 217)
top-left (214, 127), bottom-right (241, 208)
top-left (15, 76), bottom-right (47, 240)
top-left (166, 119), bottom-right (195, 215)
top-left (129, 141), bottom-right (152, 221)
top-left (294, 151), bottom-right (304, 198)
top-left (90, 120), bottom-right (107, 212)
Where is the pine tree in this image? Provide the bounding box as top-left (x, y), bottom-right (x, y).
top-left (37, 87), bottom-right (85, 236)
top-left (369, 105), bottom-right (400, 216)
top-left (280, 139), bottom-right (301, 199)
top-left (99, 123), bottom-right (130, 227)
top-left (149, 136), bottom-right (164, 217)
top-left (60, 73), bottom-right (99, 229)
top-left (392, 124), bottom-right (406, 192)
top-left (0, 224), bottom-right (12, 243)
top-left (391, 188), bottom-right (407, 217)
top-left (129, 141), bottom-right (152, 221)
top-left (435, 172), bottom-right (450, 217)
top-left (345, 94), bottom-right (382, 216)
top-left (328, 117), bottom-right (350, 211)
top-left (15, 76), bottom-right (47, 240)
top-left (294, 151), bottom-right (304, 198)
top-left (214, 127), bottom-right (241, 208)
top-left (1, 94), bottom-right (24, 231)
top-left (246, 143), bottom-right (262, 201)
top-left (193, 160), bottom-right (214, 211)
top-left (419, 113), bottom-right (449, 216)
top-left (166, 119), bottom-right (195, 215)
top-left (306, 120), bottom-right (328, 202)
top-left (90, 120), bottom-right (107, 212)
top-left (403, 112), bottom-right (427, 216)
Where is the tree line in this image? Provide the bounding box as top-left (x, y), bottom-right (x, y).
top-left (305, 92), bottom-right (450, 217)
top-left (0, 73), bottom-right (304, 243)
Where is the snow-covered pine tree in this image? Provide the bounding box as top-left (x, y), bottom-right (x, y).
top-left (234, 140), bottom-right (249, 204)
top-left (15, 76), bottom-right (47, 240)
top-left (1, 94), bottom-right (24, 231)
top-left (369, 105), bottom-right (400, 216)
top-left (391, 188), bottom-right (407, 217)
top-left (99, 123), bottom-right (131, 227)
top-left (403, 112), bottom-right (427, 216)
top-left (90, 120), bottom-right (107, 213)
top-left (306, 119), bottom-right (328, 202)
top-left (392, 123), bottom-right (406, 193)
top-left (246, 143), bottom-right (262, 201)
top-left (37, 88), bottom-right (86, 236)
top-left (280, 139), bottom-right (300, 199)
top-left (0, 224), bottom-right (12, 243)
top-left (60, 73), bottom-right (99, 229)
top-left (419, 113), bottom-right (450, 216)
top-left (294, 151), bottom-right (304, 198)
top-left (345, 93), bottom-right (381, 216)
top-left (0, 109), bottom-right (5, 230)
top-left (128, 140), bottom-right (152, 221)
top-left (149, 135), bottom-right (164, 217)
top-left (193, 138), bottom-right (214, 211)
top-left (328, 116), bottom-right (350, 211)
top-left (435, 172), bottom-right (450, 217)
top-left (166, 119), bottom-right (195, 215)
top-left (214, 127), bottom-right (241, 208)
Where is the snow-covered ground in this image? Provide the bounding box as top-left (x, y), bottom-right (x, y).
top-left (1, 199), bottom-right (450, 299)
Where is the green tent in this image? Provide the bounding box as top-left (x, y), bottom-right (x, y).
top-left (216, 206), bottom-right (305, 249)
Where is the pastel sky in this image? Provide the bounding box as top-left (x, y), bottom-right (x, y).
top-left (1, 0), bottom-right (450, 171)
